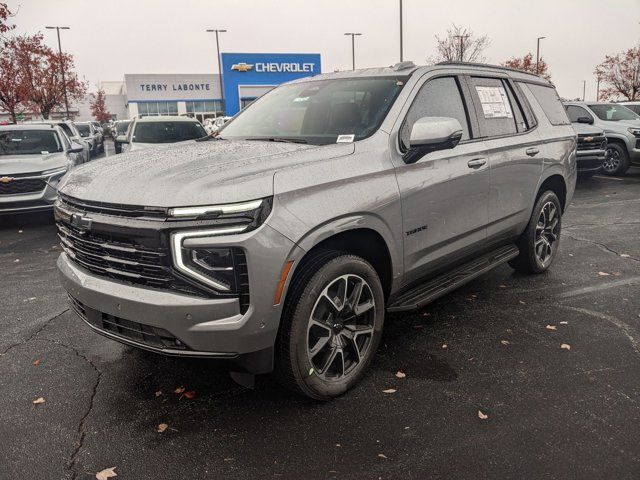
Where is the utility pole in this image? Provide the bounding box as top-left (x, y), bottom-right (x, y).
top-left (453, 35), bottom-right (469, 61)
top-left (45, 26), bottom-right (70, 119)
top-left (399, 0), bottom-right (403, 62)
top-left (344, 33), bottom-right (362, 70)
top-left (582, 80), bottom-right (586, 101)
top-left (536, 36), bottom-right (546, 75)
top-left (206, 29), bottom-right (227, 116)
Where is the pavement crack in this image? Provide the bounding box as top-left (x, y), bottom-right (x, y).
top-left (41, 338), bottom-right (103, 480)
top-left (0, 308), bottom-right (69, 357)
top-left (563, 231), bottom-right (640, 263)
top-left (557, 305), bottom-right (640, 358)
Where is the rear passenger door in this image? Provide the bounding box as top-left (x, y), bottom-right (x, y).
top-left (392, 74), bottom-right (490, 285)
top-left (465, 75), bottom-right (542, 245)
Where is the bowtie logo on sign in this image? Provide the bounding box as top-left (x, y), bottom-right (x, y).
top-left (231, 63), bottom-right (254, 72)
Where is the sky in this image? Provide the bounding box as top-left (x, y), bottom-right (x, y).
top-left (8, 0), bottom-right (640, 100)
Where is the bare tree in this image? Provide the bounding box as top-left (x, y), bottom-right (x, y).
top-left (428, 24), bottom-right (491, 64)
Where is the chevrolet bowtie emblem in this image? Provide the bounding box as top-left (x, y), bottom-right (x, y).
top-left (584, 136), bottom-right (593, 142)
top-left (231, 63), bottom-right (254, 72)
top-left (0, 176), bottom-right (13, 183)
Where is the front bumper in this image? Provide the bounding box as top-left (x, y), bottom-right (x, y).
top-left (0, 173), bottom-right (63, 214)
top-left (57, 222), bottom-right (298, 374)
top-left (576, 149), bottom-right (605, 173)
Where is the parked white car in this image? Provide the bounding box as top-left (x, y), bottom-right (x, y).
top-left (76, 122), bottom-right (104, 156)
top-left (28, 120), bottom-right (91, 163)
top-left (118, 116), bottom-right (208, 153)
top-left (0, 124), bottom-right (83, 214)
top-left (204, 116), bottom-right (232, 135)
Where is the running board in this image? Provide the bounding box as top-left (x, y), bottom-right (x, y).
top-left (387, 245), bottom-right (519, 312)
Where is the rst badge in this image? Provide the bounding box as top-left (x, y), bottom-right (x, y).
top-left (70, 213), bottom-right (92, 231)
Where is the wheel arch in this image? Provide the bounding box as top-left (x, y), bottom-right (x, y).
top-left (536, 174), bottom-right (567, 212)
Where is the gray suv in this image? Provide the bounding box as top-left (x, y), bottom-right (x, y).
top-left (55, 62), bottom-right (576, 399)
top-left (564, 101), bottom-right (640, 175)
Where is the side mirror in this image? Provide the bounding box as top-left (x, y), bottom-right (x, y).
top-left (116, 134), bottom-right (129, 144)
top-left (403, 117), bottom-right (463, 164)
top-left (68, 142), bottom-right (84, 154)
top-left (577, 116), bottom-right (593, 124)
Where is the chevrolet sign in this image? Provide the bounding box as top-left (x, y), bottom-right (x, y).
top-left (255, 62), bottom-right (315, 73)
top-left (231, 63), bottom-right (254, 72)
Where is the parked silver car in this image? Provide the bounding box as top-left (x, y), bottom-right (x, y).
top-left (564, 101), bottom-right (640, 175)
top-left (0, 124), bottom-right (83, 214)
top-left (29, 120), bottom-right (91, 164)
top-left (117, 115), bottom-right (208, 153)
top-left (55, 62), bottom-right (576, 399)
top-left (76, 122), bottom-right (104, 157)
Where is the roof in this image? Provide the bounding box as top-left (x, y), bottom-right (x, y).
top-left (0, 123), bottom-right (57, 131)
top-left (135, 115), bottom-right (199, 122)
top-left (285, 61), bottom-right (551, 86)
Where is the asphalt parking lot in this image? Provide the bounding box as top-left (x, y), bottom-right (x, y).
top-left (1, 164), bottom-right (639, 479)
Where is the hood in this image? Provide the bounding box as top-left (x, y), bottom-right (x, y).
top-left (0, 152), bottom-right (69, 175)
top-left (571, 123), bottom-right (604, 136)
top-left (128, 139), bottom-right (197, 152)
top-left (59, 139), bottom-right (354, 207)
top-left (600, 119), bottom-right (640, 132)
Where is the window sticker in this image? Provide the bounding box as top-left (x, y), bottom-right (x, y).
top-left (475, 86), bottom-right (513, 119)
top-left (336, 134), bottom-right (355, 143)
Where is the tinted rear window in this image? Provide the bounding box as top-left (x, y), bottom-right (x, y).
top-left (523, 83), bottom-right (570, 126)
top-left (133, 121), bottom-right (207, 144)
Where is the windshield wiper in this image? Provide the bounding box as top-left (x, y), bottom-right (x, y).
top-left (245, 137), bottom-right (308, 144)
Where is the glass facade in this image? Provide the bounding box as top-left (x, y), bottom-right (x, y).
top-left (185, 100), bottom-right (223, 114)
top-left (136, 101), bottom-right (178, 117)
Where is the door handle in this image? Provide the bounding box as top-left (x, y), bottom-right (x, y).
top-left (467, 158), bottom-right (487, 168)
top-left (526, 147), bottom-right (540, 157)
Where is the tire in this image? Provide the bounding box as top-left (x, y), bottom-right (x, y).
top-left (509, 190), bottom-right (562, 274)
top-left (275, 250), bottom-right (385, 400)
top-left (602, 143), bottom-right (630, 176)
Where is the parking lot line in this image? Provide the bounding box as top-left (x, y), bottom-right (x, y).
top-left (593, 175), bottom-right (625, 181)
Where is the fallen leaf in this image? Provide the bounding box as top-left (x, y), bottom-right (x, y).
top-left (395, 371), bottom-right (406, 379)
top-left (561, 343), bottom-right (571, 350)
top-left (442, 344), bottom-right (448, 349)
top-left (156, 423), bottom-right (168, 433)
top-left (519, 300), bottom-right (526, 305)
top-left (377, 453), bottom-right (387, 459)
top-left (32, 397), bottom-right (45, 405)
top-left (174, 386), bottom-right (185, 394)
top-left (308, 367), bottom-right (314, 376)
top-left (422, 312), bottom-right (431, 317)
top-left (499, 284), bottom-right (507, 288)
top-left (183, 390), bottom-right (196, 399)
top-left (612, 272), bottom-right (621, 277)
top-left (500, 340), bottom-right (510, 346)
top-left (14, 259), bottom-right (19, 263)
top-left (96, 467), bottom-right (117, 480)
top-left (597, 272), bottom-right (610, 276)
top-left (154, 390), bottom-right (162, 397)
top-left (382, 389), bottom-right (397, 394)
top-left (335, 443), bottom-right (341, 447)
top-left (560, 321), bottom-right (568, 325)
top-left (620, 254), bottom-right (630, 258)
top-left (223, 458), bottom-right (234, 462)
top-left (33, 359), bottom-right (41, 366)
top-left (478, 410), bottom-right (488, 420)
top-left (18, 230), bottom-right (23, 233)
top-left (546, 325), bottom-right (557, 331)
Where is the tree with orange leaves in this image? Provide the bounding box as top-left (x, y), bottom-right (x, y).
top-left (594, 45), bottom-right (640, 101)
top-left (503, 53), bottom-right (552, 82)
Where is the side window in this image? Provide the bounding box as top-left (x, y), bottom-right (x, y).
top-left (400, 76), bottom-right (471, 150)
top-left (58, 130), bottom-right (71, 150)
top-left (469, 76), bottom-right (519, 137)
top-left (523, 83), bottom-right (571, 126)
top-left (565, 105), bottom-right (592, 123)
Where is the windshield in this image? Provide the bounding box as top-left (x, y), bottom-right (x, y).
top-left (76, 124), bottom-right (91, 137)
top-left (588, 104), bottom-right (640, 121)
top-left (0, 130), bottom-right (63, 155)
top-left (220, 77), bottom-right (406, 145)
top-left (132, 121), bottom-right (207, 144)
top-left (116, 121), bottom-right (131, 134)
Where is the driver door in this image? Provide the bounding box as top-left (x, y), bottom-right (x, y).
top-left (391, 75), bottom-right (490, 285)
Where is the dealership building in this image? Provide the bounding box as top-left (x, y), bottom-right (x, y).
top-left (92, 53), bottom-right (322, 122)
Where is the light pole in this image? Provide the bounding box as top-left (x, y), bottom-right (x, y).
top-left (596, 75), bottom-right (601, 101)
top-left (45, 26), bottom-right (70, 119)
top-left (399, 0), bottom-right (403, 62)
top-left (536, 36), bottom-right (546, 75)
top-left (582, 80), bottom-right (586, 101)
top-left (344, 33), bottom-right (362, 70)
top-left (453, 35), bottom-right (469, 61)
top-left (206, 29), bottom-right (227, 116)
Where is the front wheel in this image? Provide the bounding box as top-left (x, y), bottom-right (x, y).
top-left (275, 251), bottom-right (385, 400)
top-left (602, 143), bottom-right (630, 176)
top-left (509, 190), bottom-right (562, 274)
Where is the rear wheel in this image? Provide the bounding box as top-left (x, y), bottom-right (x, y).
top-left (602, 143), bottom-right (630, 175)
top-left (275, 251), bottom-right (385, 400)
top-left (509, 190), bottom-right (562, 274)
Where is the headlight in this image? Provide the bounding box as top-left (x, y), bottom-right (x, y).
top-left (171, 226), bottom-right (247, 292)
top-left (628, 127), bottom-right (640, 137)
top-left (169, 199), bottom-right (265, 218)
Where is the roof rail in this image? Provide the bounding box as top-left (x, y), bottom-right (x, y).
top-left (435, 61), bottom-right (543, 78)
